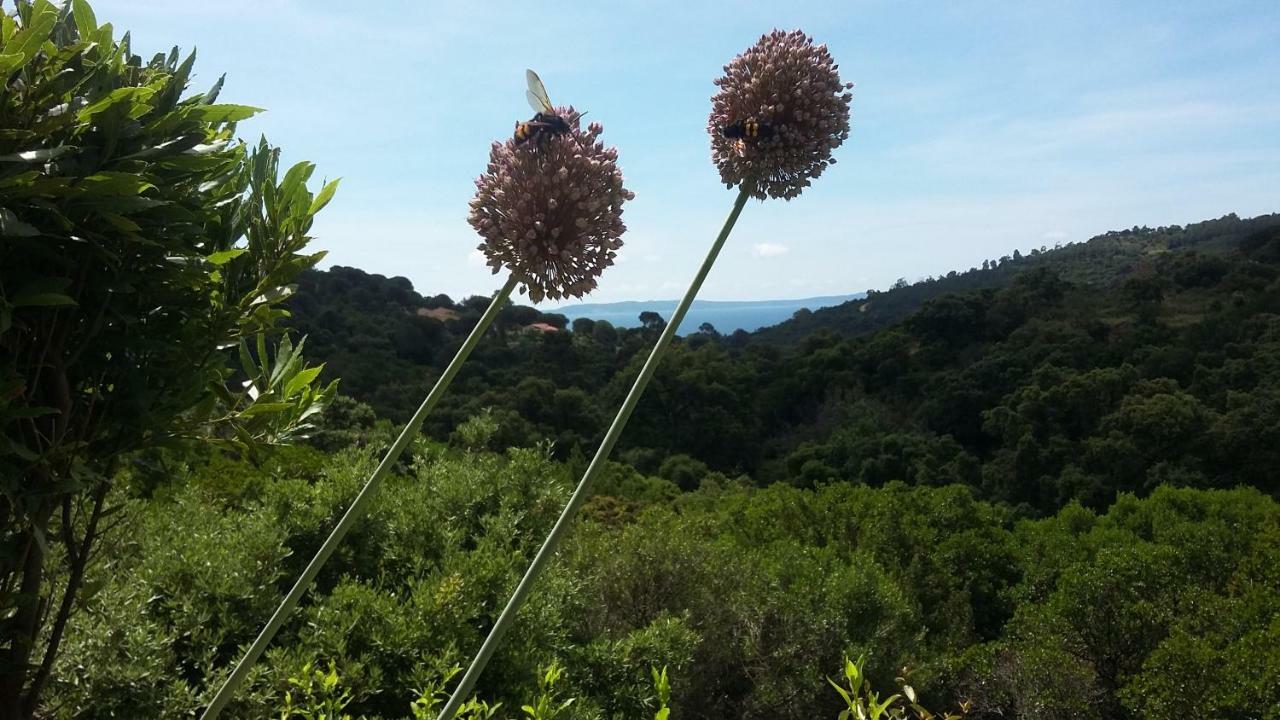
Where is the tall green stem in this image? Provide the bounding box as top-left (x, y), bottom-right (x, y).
top-left (436, 187), bottom-right (751, 720)
top-left (200, 274), bottom-right (520, 720)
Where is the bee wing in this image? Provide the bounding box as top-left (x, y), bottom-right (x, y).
top-left (526, 69), bottom-right (555, 114)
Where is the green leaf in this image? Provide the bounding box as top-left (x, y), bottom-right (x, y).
top-left (238, 340), bottom-right (257, 384)
top-left (76, 86), bottom-right (156, 123)
top-left (201, 73), bottom-right (225, 104)
top-left (0, 53), bottom-right (22, 74)
top-left (189, 104), bottom-right (263, 124)
top-left (100, 212), bottom-right (141, 233)
top-left (93, 20), bottom-right (112, 48)
top-left (72, 0), bottom-right (97, 39)
top-left (0, 208), bottom-right (39, 236)
top-left (0, 146), bottom-right (78, 162)
top-left (309, 178), bottom-right (340, 215)
top-left (12, 278), bottom-right (75, 307)
top-left (0, 0), bottom-right (59, 75)
top-left (284, 365), bottom-right (322, 398)
top-left (118, 133), bottom-right (205, 160)
top-left (1, 435), bottom-right (40, 461)
top-left (237, 401), bottom-right (294, 418)
top-left (6, 405), bottom-right (58, 419)
top-left (76, 172), bottom-right (156, 196)
top-left (12, 293), bottom-right (76, 307)
top-left (206, 248), bottom-right (246, 266)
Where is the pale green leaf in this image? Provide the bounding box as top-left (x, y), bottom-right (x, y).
top-left (76, 86), bottom-right (156, 123)
top-left (72, 0), bottom-right (97, 39)
top-left (206, 248), bottom-right (246, 266)
top-left (309, 178), bottom-right (340, 215)
top-left (188, 104), bottom-right (263, 123)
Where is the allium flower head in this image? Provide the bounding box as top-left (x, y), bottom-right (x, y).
top-left (469, 108), bottom-right (634, 302)
top-left (709, 30), bottom-right (854, 200)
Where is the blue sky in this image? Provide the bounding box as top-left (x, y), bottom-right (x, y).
top-left (95, 0), bottom-right (1280, 305)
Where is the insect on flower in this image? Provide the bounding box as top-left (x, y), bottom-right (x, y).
top-left (721, 117), bottom-right (775, 157)
top-left (514, 69), bottom-right (571, 145)
top-left (721, 117), bottom-right (774, 140)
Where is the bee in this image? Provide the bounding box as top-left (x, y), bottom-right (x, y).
top-left (514, 69), bottom-right (571, 145)
top-left (721, 117), bottom-right (774, 141)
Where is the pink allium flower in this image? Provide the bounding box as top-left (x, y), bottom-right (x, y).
top-left (709, 30), bottom-right (854, 200)
top-left (469, 108), bottom-right (634, 302)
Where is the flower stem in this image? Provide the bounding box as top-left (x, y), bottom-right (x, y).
top-left (436, 186), bottom-right (751, 720)
top-left (200, 273), bottom-right (520, 720)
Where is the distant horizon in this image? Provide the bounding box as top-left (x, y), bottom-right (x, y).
top-left (552, 293), bottom-right (866, 334)
top-left (551, 293), bottom-right (864, 310)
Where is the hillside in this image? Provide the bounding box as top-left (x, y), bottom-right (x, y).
top-left (76, 212), bottom-right (1280, 718)
top-left (287, 212), bottom-right (1280, 514)
top-left (753, 212), bottom-right (1280, 344)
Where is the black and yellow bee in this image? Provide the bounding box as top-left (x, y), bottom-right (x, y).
top-left (514, 69), bottom-right (571, 145)
top-left (721, 117), bottom-right (774, 140)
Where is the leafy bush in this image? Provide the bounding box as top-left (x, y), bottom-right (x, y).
top-left (0, 1), bottom-right (336, 714)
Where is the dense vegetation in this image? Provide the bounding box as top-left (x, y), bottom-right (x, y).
top-left (0, 3), bottom-right (334, 717)
top-left (39, 209), bottom-right (1269, 719)
top-left (45, 421), bottom-right (1280, 718)
top-left (290, 213), bottom-right (1280, 516)
top-left (6, 3), bottom-right (1280, 719)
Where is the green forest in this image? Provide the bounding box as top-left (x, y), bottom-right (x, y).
top-left (46, 215), bottom-right (1280, 719)
top-left (3, 2), bottom-right (1280, 719)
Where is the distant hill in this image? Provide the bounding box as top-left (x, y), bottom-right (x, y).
top-left (752, 212), bottom-right (1280, 344)
top-left (553, 295), bottom-right (864, 334)
top-left (285, 212), bottom-right (1280, 425)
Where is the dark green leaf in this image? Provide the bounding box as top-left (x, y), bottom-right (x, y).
top-left (0, 208), bottom-right (39, 236)
top-left (76, 172), bottom-right (156, 197)
top-left (12, 293), bottom-right (76, 307)
top-left (237, 401), bottom-right (294, 418)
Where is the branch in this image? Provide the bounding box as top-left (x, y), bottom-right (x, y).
top-left (24, 482), bottom-right (107, 716)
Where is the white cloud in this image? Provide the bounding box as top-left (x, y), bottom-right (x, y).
top-left (466, 249), bottom-right (487, 267)
top-left (751, 242), bottom-right (789, 258)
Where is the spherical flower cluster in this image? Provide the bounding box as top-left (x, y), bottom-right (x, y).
top-left (469, 108), bottom-right (634, 302)
top-left (708, 30), bottom-right (854, 200)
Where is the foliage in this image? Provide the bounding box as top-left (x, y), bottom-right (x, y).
top-left (0, 1), bottom-right (336, 715)
top-left (286, 215), bottom-right (1280, 519)
top-left (279, 661), bottom-right (358, 720)
top-left (829, 656), bottom-right (967, 720)
top-left (36, 408), bottom-right (1280, 720)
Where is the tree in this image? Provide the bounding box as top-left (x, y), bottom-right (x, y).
top-left (639, 310), bottom-right (666, 332)
top-left (0, 3), bottom-right (335, 716)
top-left (591, 319), bottom-right (618, 347)
top-left (571, 317), bottom-right (596, 336)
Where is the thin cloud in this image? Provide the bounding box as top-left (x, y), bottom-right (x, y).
top-left (752, 242), bottom-right (789, 258)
